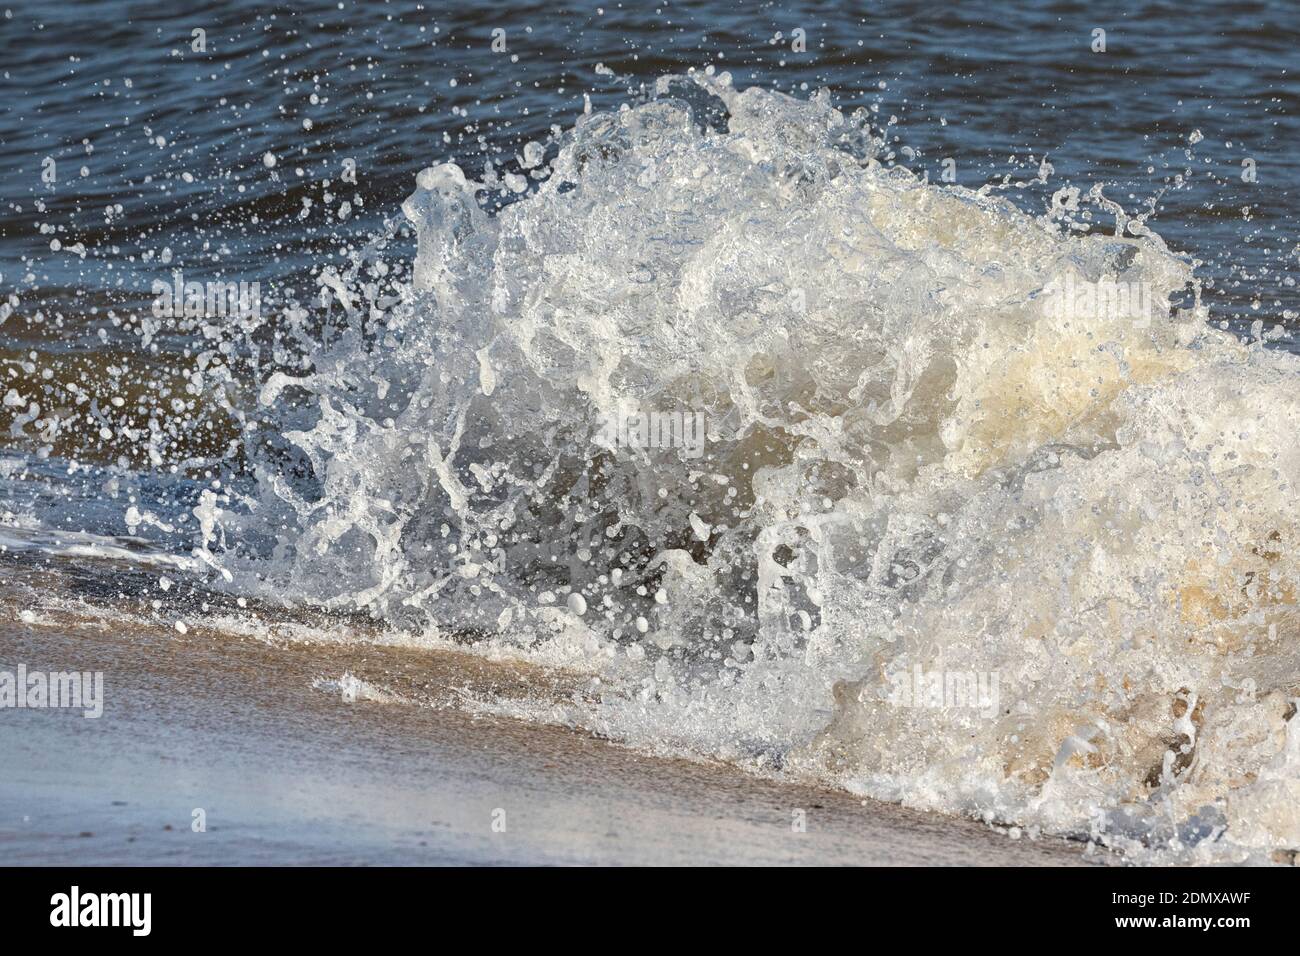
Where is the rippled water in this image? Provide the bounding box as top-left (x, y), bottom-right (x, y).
top-left (5, 2), bottom-right (1298, 324)
top-left (4, 2), bottom-right (1300, 864)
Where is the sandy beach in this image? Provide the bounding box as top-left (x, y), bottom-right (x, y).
top-left (0, 559), bottom-right (1088, 866)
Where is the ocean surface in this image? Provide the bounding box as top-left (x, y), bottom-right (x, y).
top-left (4, 1), bottom-right (1300, 864)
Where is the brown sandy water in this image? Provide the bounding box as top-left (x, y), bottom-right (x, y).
top-left (0, 557), bottom-right (1090, 866)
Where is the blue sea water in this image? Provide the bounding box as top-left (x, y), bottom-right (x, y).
top-left (2, 1), bottom-right (1297, 333)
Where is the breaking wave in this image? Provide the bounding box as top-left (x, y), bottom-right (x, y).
top-left (203, 70), bottom-right (1300, 863)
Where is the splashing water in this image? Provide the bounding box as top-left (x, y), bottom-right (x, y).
top-left (198, 71), bottom-right (1300, 863)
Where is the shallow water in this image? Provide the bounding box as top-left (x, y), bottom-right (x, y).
top-left (3, 2), bottom-right (1300, 865)
top-left (0, 577), bottom-right (1088, 865)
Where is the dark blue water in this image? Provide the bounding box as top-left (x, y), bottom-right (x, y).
top-left (2, 0), bottom-right (1297, 346)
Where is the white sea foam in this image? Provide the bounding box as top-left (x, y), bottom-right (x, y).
top-left (202, 71), bottom-right (1300, 862)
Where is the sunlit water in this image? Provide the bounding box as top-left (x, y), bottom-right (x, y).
top-left (3, 2), bottom-right (1300, 864)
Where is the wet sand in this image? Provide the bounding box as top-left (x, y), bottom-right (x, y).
top-left (0, 570), bottom-right (1091, 866)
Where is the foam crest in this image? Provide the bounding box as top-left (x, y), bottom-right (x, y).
top-left (208, 71), bottom-right (1300, 861)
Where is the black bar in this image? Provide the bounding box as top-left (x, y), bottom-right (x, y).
top-left (0, 866), bottom-right (1280, 940)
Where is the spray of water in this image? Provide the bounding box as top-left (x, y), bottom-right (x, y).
top-left (194, 71), bottom-right (1300, 862)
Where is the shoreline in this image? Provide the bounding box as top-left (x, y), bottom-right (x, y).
top-left (0, 582), bottom-right (1091, 866)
